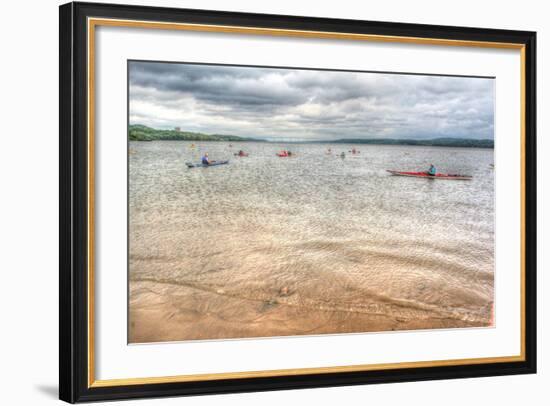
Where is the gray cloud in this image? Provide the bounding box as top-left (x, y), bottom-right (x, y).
top-left (129, 61), bottom-right (494, 141)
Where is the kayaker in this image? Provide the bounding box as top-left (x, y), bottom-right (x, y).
top-left (202, 153), bottom-right (211, 165)
top-left (427, 164), bottom-right (436, 176)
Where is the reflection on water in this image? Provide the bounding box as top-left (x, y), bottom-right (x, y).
top-left (129, 141), bottom-right (494, 343)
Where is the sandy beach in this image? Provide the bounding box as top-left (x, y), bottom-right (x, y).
top-left (129, 279), bottom-right (490, 343)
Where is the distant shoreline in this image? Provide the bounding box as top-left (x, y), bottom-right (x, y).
top-left (129, 124), bottom-right (494, 149)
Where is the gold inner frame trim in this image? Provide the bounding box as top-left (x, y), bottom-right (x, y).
top-left (91, 18), bottom-right (525, 49)
top-left (87, 17), bottom-right (527, 388)
top-left (90, 355), bottom-right (524, 388)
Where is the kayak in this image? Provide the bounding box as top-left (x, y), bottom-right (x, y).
top-left (234, 153), bottom-right (249, 157)
top-left (186, 160), bottom-right (229, 168)
top-left (387, 170), bottom-right (472, 180)
top-left (277, 153), bottom-right (292, 157)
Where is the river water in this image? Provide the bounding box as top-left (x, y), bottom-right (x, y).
top-left (129, 141), bottom-right (494, 343)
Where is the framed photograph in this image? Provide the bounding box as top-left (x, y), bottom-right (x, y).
top-left (59, 2), bottom-right (536, 403)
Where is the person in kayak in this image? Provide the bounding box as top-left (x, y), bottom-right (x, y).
top-left (202, 153), bottom-right (211, 165)
top-left (427, 164), bottom-right (436, 176)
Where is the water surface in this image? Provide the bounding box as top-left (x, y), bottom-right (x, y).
top-left (129, 141), bottom-right (494, 343)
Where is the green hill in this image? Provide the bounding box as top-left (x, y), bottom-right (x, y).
top-left (128, 124), bottom-right (257, 142)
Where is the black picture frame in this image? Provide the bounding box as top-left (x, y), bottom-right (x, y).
top-left (60, 1), bottom-right (536, 403)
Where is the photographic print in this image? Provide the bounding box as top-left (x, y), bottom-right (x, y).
top-left (128, 61), bottom-right (495, 344)
top-left (60, 5), bottom-right (536, 401)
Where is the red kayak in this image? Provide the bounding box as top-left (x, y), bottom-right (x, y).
top-left (387, 170), bottom-right (472, 180)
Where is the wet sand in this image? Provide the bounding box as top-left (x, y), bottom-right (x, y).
top-left (129, 278), bottom-right (490, 343)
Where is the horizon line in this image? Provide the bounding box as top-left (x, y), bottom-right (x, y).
top-left (129, 124), bottom-right (494, 143)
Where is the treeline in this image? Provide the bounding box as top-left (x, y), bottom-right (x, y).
top-left (128, 124), bottom-right (256, 142)
top-left (129, 125), bottom-right (493, 148)
top-left (331, 137), bottom-right (494, 148)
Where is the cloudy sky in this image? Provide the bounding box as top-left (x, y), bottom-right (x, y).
top-left (129, 61), bottom-right (494, 141)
